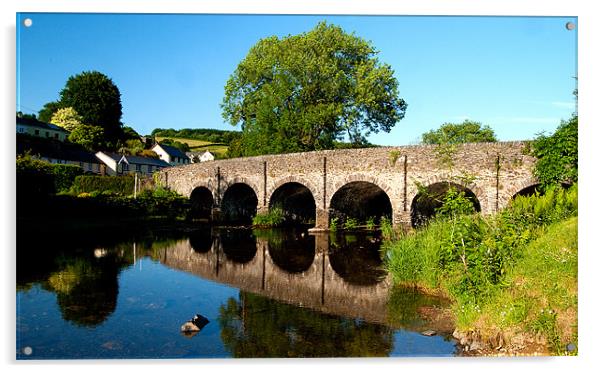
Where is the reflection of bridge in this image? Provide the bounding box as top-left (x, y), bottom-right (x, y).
top-left (158, 142), bottom-right (536, 228)
top-left (158, 234), bottom-right (393, 325)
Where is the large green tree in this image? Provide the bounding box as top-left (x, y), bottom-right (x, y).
top-left (421, 120), bottom-right (497, 145)
top-left (222, 22), bottom-right (407, 156)
top-left (59, 71), bottom-right (123, 145)
top-left (38, 71), bottom-right (123, 148)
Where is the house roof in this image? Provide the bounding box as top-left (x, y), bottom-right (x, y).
top-left (99, 152), bottom-right (170, 167)
top-left (17, 134), bottom-right (99, 163)
top-left (17, 116), bottom-right (69, 133)
top-left (155, 143), bottom-right (188, 158)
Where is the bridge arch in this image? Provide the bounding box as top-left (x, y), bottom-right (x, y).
top-left (409, 180), bottom-right (482, 228)
top-left (189, 186), bottom-right (214, 221)
top-left (220, 181), bottom-right (259, 224)
top-left (499, 177), bottom-right (540, 207)
top-left (329, 176), bottom-right (393, 226)
top-left (268, 177), bottom-right (318, 225)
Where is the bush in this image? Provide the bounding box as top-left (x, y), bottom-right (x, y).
top-left (16, 155), bottom-right (83, 196)
top-left (384, 185), bottom-right (578, 299)
top-left (70, 175), bottom-right (135, 195)
top-left (253, 206), bottom-right (285, 227)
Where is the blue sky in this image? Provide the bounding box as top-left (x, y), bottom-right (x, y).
top-left (16, 13), bottom-right (577, 146)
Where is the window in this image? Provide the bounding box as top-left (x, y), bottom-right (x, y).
top-left (87, 163), bottom-right (92, 171)
top-left (18, 127), bottom-right (24, 133)
top-left (136, 164), bottom-right (141, 172)
top-left (122, 163), bottom-right (129, 172)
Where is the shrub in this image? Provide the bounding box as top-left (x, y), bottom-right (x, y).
top-left (329, 216), bottom-right (339, 231)
top-left (252, 206), bottom-right (285, 227)
top-left (70, 175), bottom-right (135, 195)
top-left (343, 217), bottom-right (359, 230)
top-left (365, 216), bottom-right (376, 230)
top-left (435, 188), bottom-right (476, 218)
top-left (52, 164), bottom-right (84, 192)
top-left (16, 154), bottom-right (83, 196)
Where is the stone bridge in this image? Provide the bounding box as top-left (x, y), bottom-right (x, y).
top-left (157, 142), bottom-right (537, 228)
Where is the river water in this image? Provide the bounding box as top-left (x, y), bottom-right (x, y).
top-left (16, 225), bottom-right (457, 359)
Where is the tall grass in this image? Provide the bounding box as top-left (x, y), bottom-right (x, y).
top-left (383, 185), bottom-right (578, 353)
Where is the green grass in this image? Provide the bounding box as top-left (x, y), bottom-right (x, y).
top-left (383, 186), bottom-right (578, 354)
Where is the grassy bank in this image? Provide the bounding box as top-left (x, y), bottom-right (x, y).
top-left (383, 186), bottom-right (577, 355)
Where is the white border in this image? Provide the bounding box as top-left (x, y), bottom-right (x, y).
top-left (3, 1), bottom-right (601, 372)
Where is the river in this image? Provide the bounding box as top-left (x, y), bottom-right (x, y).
top-left (16, 225), bottom-right (457, 359)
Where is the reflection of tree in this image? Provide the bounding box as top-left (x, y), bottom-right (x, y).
top-left (219, 292), bottom-right (394, 357)
top-left (328, 234), bottom-right (387, 285)
top-left (46, 255), bottom-right (121, 327)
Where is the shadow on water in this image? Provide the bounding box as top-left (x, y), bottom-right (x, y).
top-left (220, 228), bottom-right (257, 263)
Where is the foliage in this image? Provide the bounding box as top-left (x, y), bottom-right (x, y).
top-left (17, 111), bottom-right (37, 120)
top-left (68, 124), bottom-right (105, 151)
top-left (329, 216), bottom-right (339, 231)
top-left (38, 101), bottom-right (62, 123)
top-left (222, 21), bottom-right (407, 156)
top-left (531, 115), bottom-right (578, 188)
top-left (70, 175), bottom-right (136, 195)
top-left (388, 150), bottom-right (401, 166)
top-left (138, 149), bottom-right (159, 158)
top-left (16, 154), bottom-right (83, 195)
top-left (422, 120), bottom-right (497, 145)
top-left (50, 107), bottom-right (83, 131)
top-left (122, 126), bottom-right (141, 140)
top-left (151, 127), bottom-right (242, 145)
top-left (365, 216), bottom-right (376, 230)
top-left (380, 217), bottom-right (394, 240)
top-left (252, 206), bottom-right (286, 227)
top-left (383, 186), bottom-right (578, 353)
top-left (343, 217), bottom-right (360, 230)
top-left (58, 71), bottom-right (123, 146)
top-left (158, 138), bottom-right (190, 153)
top-left (435, 188), bottom-right (476, 219)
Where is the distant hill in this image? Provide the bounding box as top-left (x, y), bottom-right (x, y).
top-left (150, 128), bottom-right (241, 145)
top-left (154, 136), bottom-right (229, 158)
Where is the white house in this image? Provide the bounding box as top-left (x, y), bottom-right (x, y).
top-left (187, 150), bottom-right (215, 163)
top-left (151, 143), bottom-right (190, 166)
top-left (95, 152), bottom-right (171, 176)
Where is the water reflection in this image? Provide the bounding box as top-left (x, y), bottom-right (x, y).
top-left (264, 229), bottom-right (315, 273)
top-left (219, 292), bottom-right (394, 358)
top-left (328, 233), bottom-right (387, 286)
top-left (17, 226), bottom-right (457, 359)
top-left (220, 229), bottom-right (257, 263)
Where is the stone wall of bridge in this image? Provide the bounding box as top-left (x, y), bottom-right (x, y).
top-left (158, 141), bottom-right (536, 228)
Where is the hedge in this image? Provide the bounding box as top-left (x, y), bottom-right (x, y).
top-left (70, 175), bottom-right (135, 195)
top-left (16, 155), bottom-right (83, 195)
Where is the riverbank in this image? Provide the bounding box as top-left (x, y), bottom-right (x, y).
top-left (382, 186), bottom-right (578, 356)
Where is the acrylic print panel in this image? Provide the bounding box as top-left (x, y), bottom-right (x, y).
top-left (16, 13), bottom-right (578, 360)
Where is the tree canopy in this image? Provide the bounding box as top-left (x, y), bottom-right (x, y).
top-left (222, 22), bottom-right (407, 156)
top-left (38, 71), bottom-right (123, 149)
top-left (532, 115), bottom-right (578, 188)
top-left (421, 120), bottom-right (497, 145)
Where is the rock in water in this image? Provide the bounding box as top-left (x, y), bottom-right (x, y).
top-left (180, 314), bottom-right (210, 336)
top-left (421, 330), bottom-right (437, 337)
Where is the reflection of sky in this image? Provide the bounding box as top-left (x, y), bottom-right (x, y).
top-left (391, 331), bottom-right (456, 357)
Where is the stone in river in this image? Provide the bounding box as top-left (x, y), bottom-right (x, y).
top-left (421, 330), bottom-right (437, 336)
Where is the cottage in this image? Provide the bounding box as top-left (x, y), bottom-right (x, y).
top-left (95, 151), bottom-right (170, 176)
top-left (17, 116), bottom-right (69, 142)
top-left (151, 143), bottom-right (190, 166)
top-left (187, 151), bottom-right (215, 163)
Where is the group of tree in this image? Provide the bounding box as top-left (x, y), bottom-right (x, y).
top-left (38, 71), bottom-right (124, 151)
top-left (150, 128), bottom-right (242, 145)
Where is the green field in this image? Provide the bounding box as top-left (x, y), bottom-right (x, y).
top-left (155, 136), bottom-right (229, 158)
